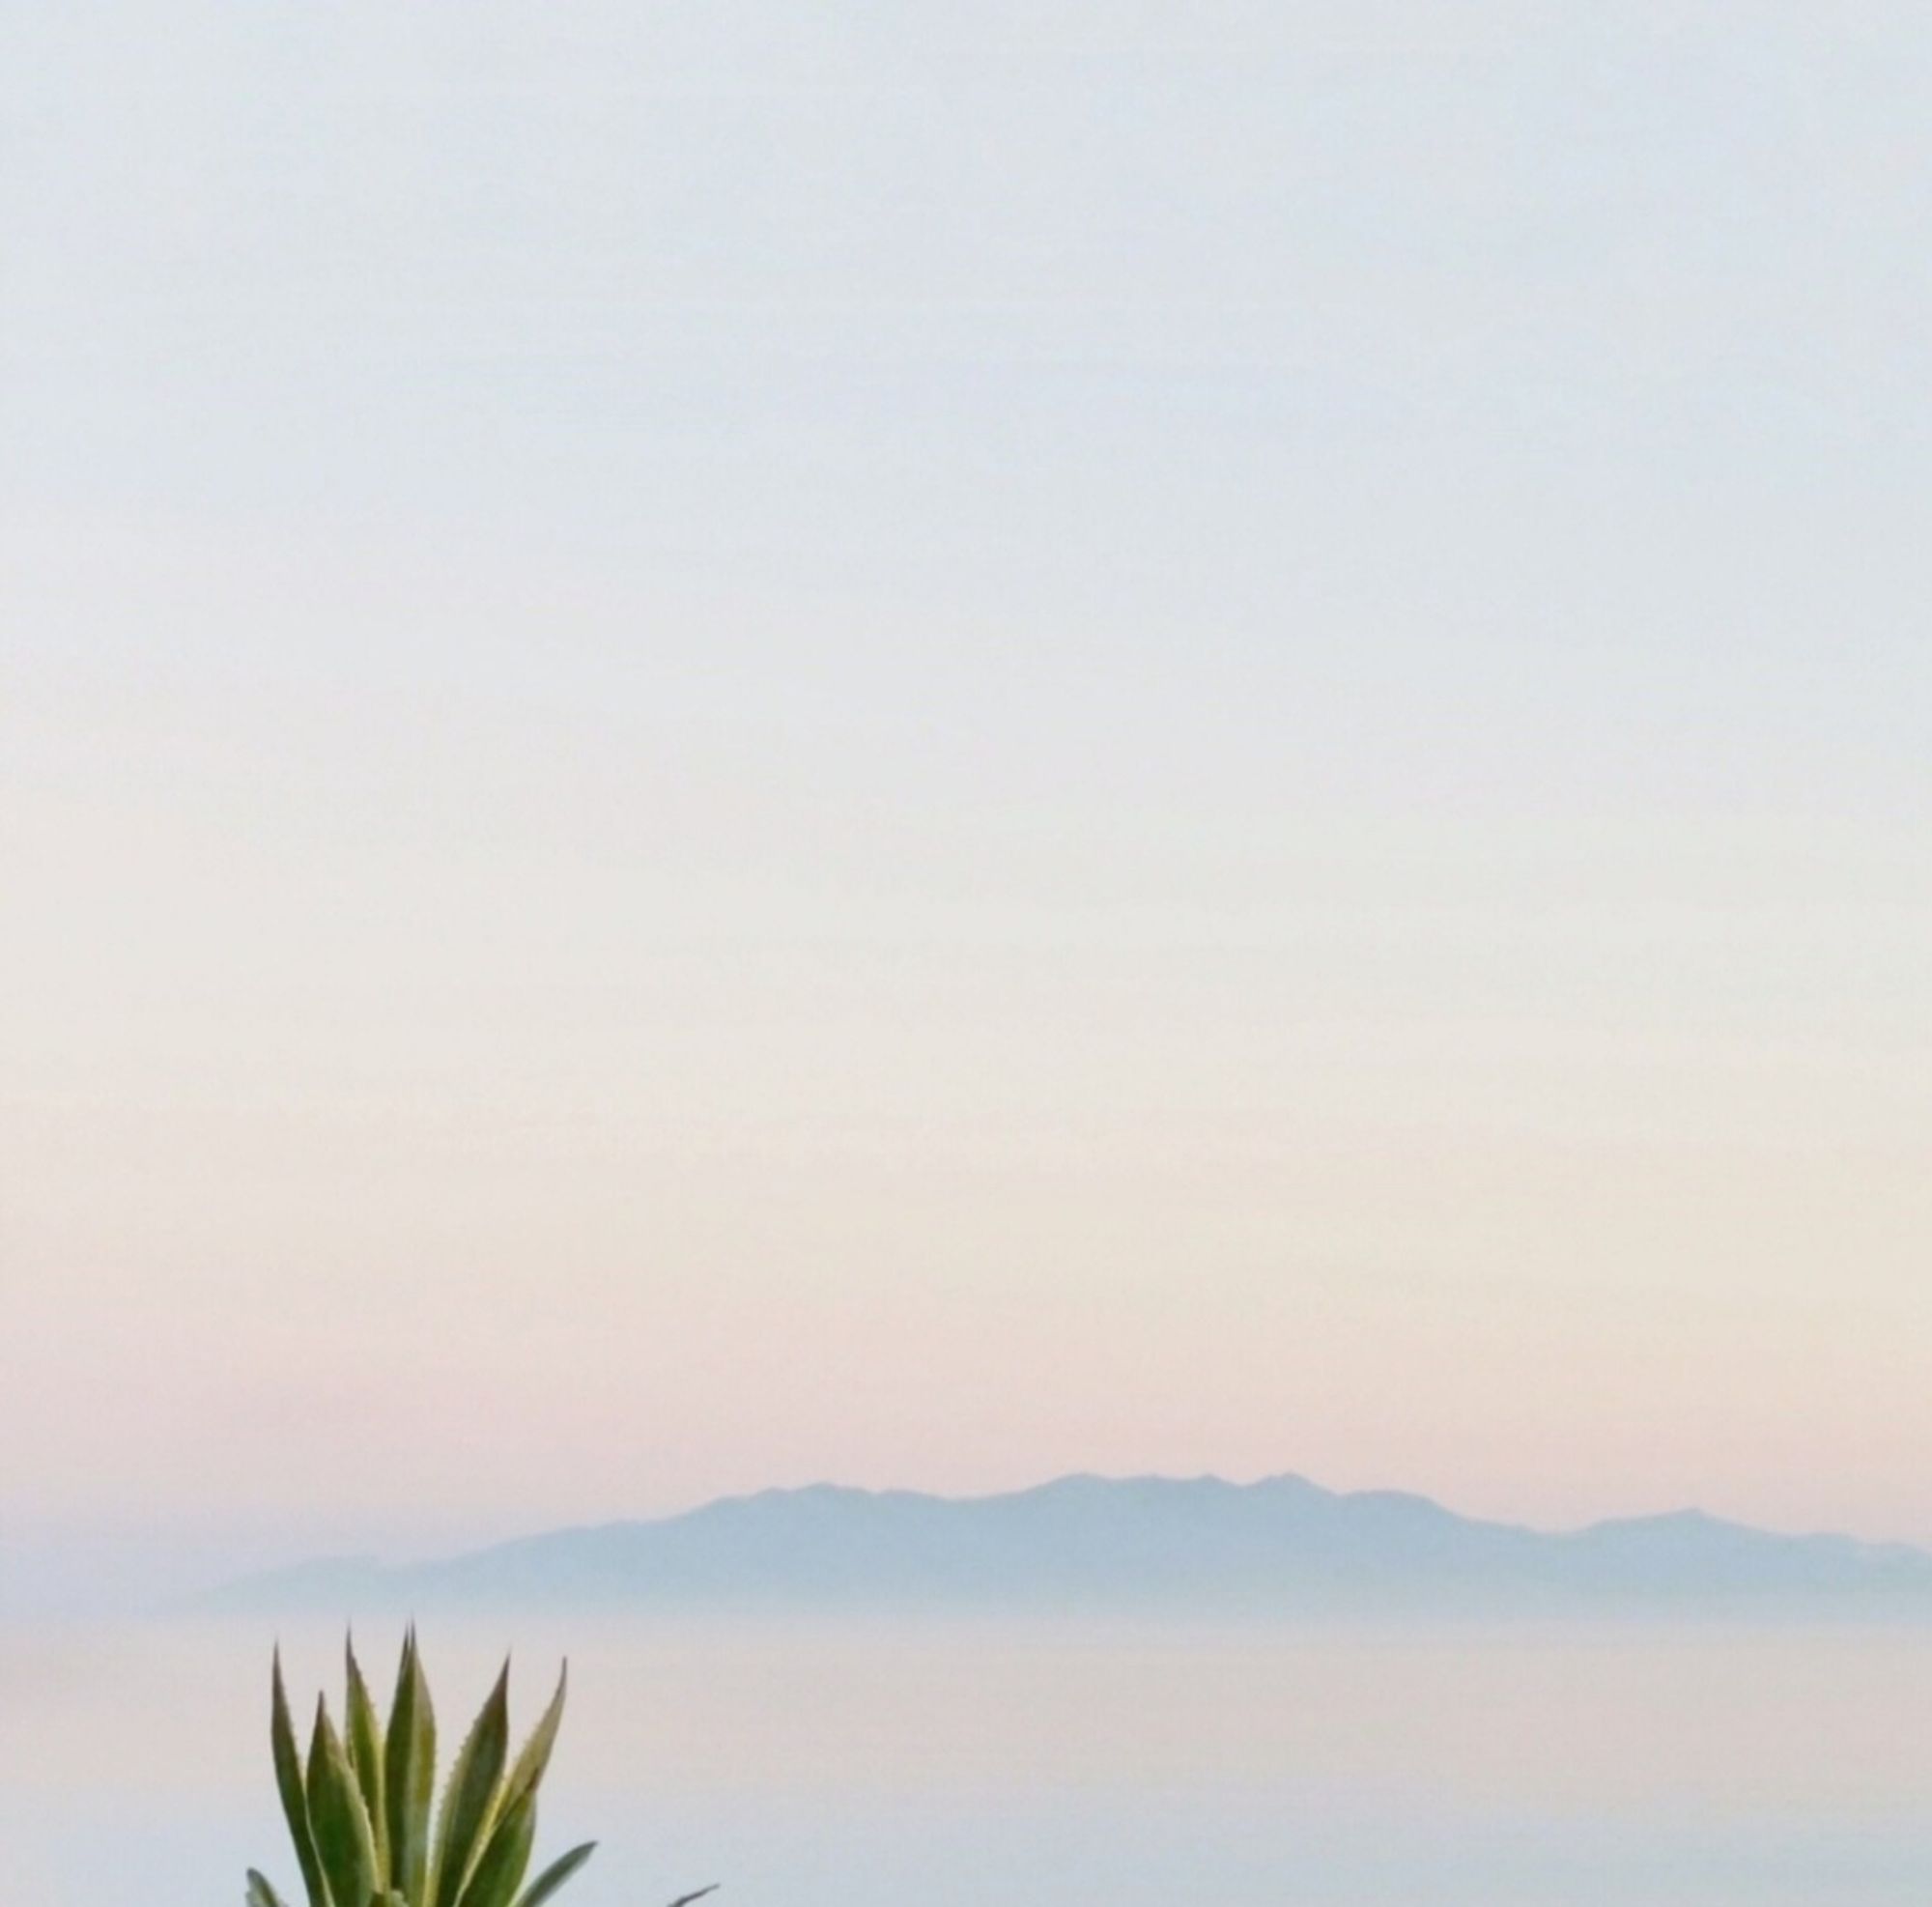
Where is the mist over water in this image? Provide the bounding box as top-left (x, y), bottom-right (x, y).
top-left (7, 1618), bottom-right (1931, 1905)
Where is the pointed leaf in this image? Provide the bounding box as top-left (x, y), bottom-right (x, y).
top-left (385, 1630), bottom-right (438, 1907)
top-left (456, 1790), bottom-right (537, 1907)
top-left (667, 1891), bottom-right (720, 1907)
top-left (497, 1664), bottom-right (567, 1820)
top-left (511, 1844), bottom-right (595, 1907)
top-left (346, 1637), bottom-right (389, 1883)
top-left (246, 1870), bottom-right (292, 1907)
top-left (307, 1698), bottom-right (381, 1907)
top-left (429, 1661), bottom-right (511, 1907)
top-left (272, 1652), bottom-right (330, 1907)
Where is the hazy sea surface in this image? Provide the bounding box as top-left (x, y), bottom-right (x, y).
top-left (4, 1618), bottom-right (1930, 1905)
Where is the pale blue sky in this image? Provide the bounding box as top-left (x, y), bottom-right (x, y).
top-left (3, 3), bottom-right (1930, 1585)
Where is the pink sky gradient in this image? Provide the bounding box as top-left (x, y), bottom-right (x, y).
top-left (5, 4), bottom-right (1930, 1574)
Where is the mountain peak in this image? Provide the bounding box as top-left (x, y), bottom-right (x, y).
top-left (200, 1471), bottom-right (1932, 1620)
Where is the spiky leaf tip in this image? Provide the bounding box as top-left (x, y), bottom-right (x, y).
top-left (497, 1664), bottom-right (568, 1820)
top-left (271, 1651), bottom-right (329, 1907)
top-left (345, 1635), bottom-right (389, 1881)
top-left (429, 1660), bottom-right (511, 1907)
top-left (385, 1628), bottom-right (438, 1906)
top-left (307, 1697), bottom-right (381, 1907)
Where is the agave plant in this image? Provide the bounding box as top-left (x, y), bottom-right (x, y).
top-left (248, 1631), bottom-right (593, 1907)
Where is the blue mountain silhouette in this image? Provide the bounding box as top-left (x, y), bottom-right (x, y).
top-left (209, 1472), bottom-right (1932, 1617)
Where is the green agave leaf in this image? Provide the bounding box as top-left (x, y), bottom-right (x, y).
top-left (345, 1636), bottom-right (389, 1883)
top-left (272, 1652), bottom-right (329, 1907)
top-left (497, 1664), bottom-right (568, 1820)
top-left (245, 1868), bottom-right (292, 1907)
top-left (307, 1697), bottom-right (381, 1907)
top-left (385, 1628), bottom-right (438, 1907)
top-left (456, 1790), bottom-right (537, 1907)
top-left (429, 1661), bottom-right (511, 1907)
top-left (666, 1891), bottom-right (720, 1907)
top-left (511, 1843), bottom-right (595, 1907)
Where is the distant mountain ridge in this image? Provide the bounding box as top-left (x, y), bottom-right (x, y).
top-left (207, 1472), bottom-right (1932, 1617)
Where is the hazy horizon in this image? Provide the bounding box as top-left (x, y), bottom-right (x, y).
top-left (15, 1464), bottom-right (1932, 1624)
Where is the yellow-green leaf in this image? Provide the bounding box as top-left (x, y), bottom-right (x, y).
top-left (429, 1662), bottom-right (510, 1907)
top-left (497, 1665), bottom-right (567, 1822)
top-left (511, 1843), bottom-right (595, 1907)
top-left (345, 1636), bottom-right (388, 1883)
top-left (307, 1698), bottom-right (380, 1907)
top-left (456, 1791), bottom-right (537, 1907)
top-left (272, 1652), bottom-right (329, 1907)
top-left (245, 1868), bottom-right (292, 1907)
top-left (385, 1629), bottom-right (437, 1906)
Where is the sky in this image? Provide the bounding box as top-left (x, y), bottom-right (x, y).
top-left (3, 1), bottom-right (1930, 1594)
